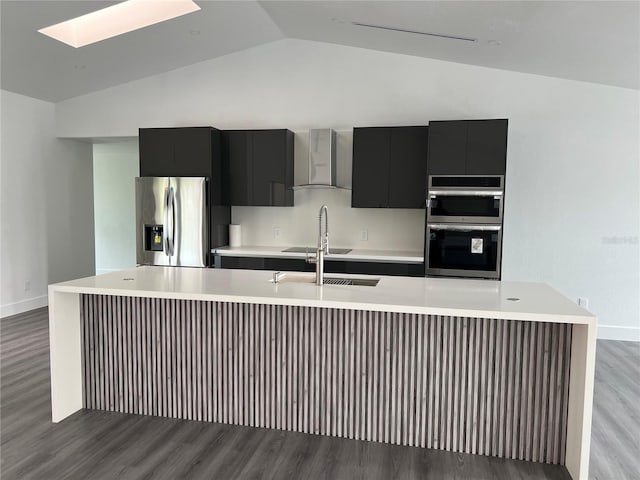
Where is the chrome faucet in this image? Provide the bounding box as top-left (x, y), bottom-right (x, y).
top-left (307, 205), bottom-right (329, 285)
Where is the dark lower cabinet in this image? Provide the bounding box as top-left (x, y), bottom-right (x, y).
top-left (222, 129), bottom-right (294, 206)
top-left (352, 126), bottom-right (428, 209)
top-left (427, 119), bottom-right (508, 175)
top-left (344, 261), bottom-right (424, 277)
top-left (217, 256), bottom-right (424, 277)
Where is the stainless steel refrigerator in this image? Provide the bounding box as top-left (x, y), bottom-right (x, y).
top-left (135, 177), bottom-right (208, 267)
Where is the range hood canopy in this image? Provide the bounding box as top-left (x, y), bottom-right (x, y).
top-left (307, 128), bottom-right (336, 186)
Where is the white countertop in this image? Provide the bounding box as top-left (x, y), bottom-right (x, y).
top-left (212, 245), bottom-right (424, 263)
top-left (50, 266), bottom-right (594, 325)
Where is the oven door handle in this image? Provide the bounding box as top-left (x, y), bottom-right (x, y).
top-left (428, 224), bottom-right (502, 232)
top-left (428, 189), bottom-right (503, 197)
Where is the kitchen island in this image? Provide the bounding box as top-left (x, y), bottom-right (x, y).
top-left (48, 266), bottom-right (596, 480)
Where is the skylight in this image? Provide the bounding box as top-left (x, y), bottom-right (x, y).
top-left (38, 0), bottom-right (201, 48)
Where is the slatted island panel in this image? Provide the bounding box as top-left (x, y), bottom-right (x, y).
top-left (80, 294), bottom-right (572, 464)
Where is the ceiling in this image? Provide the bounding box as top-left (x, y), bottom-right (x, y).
top-left (2, 1), bottom-right (638, 102)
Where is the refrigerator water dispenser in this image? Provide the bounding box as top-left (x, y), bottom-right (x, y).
top-left (144, 225), bottom-right (164, 252)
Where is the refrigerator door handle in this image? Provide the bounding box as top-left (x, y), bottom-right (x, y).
top-left (170, 187), bottom-right (177, 256)
top-left (167, 186), bottom-right (176, 256)
top-left (163, 187), bottom-right (170, 256)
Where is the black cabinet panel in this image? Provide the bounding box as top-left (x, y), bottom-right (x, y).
top-left (388, 127), bottom-right (428, 208)
top-left (252, 130), bottom-right (291, 206)
top-left (427, 120), bottom-right (508, 176)
top-left (265, 258), bottom-right (315, 272)
top-left (223, 131), bottom-right (252, 206)
top-left (223, 129), bottom-right (294, 207)
top-left (466, 120), bottom-right (508, 175)
top-left (139, 129), bottom-right (175, 177)
top-left (352, 126), bottom-right (427, 209)
top-left (219, 256), bottom-right (265, 270)
top-left (218, 256), bottom-right (424, 277)
top-left (172, 128), bottom-right (213, 177)
top-left (352, 127), bottom-right (390, 208)
top-left (426, 121), bottom-right (467, 175)
top-left (140, 127), bottom-right (214, 177)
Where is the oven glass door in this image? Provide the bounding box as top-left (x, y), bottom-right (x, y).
top-left (427, 192), bottom-right (503, 223)
top-left (426, 224), bottom-right (502, 279)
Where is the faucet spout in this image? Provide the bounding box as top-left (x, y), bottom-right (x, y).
top-left (306, 205), bottom-right (329, 285)
top-left (318, 205), bottom-right (329, 254)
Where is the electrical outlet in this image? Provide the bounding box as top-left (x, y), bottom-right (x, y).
top-left (360, 229), bottom-right (368, 241)
top-left (578, 297), bottom-right (589, 309)
top-left (273, 227), bottom-right (281, 239)
top-left (24, 280), bottom-right (30, 292)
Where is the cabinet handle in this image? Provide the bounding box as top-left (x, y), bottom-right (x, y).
top-left (428, 223), bottom-right (501, 232)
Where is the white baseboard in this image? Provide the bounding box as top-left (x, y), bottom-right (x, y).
top-left (1, 295), bottom-right (48, 319)
top-left (598, 324), bottom-right (640, 342)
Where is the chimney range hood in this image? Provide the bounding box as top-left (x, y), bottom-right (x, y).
top-left (305, 129), bottom-right (336, 187)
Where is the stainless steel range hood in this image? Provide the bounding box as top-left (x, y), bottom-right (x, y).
top-left (307, 128), bottom-right (336, 186)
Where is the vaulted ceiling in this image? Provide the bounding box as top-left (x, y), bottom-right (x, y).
top-left (2, 1), bottom-right (638, 102)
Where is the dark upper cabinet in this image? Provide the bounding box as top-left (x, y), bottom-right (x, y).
top-left (351, 127), bottom-right (390, 208)
top-left (352, 126), bottom-right (428, 209)
top-left (222, 129), bottom-right (294, 207)
top-left (224, 131), bottom-right (251, 206)
top-left (465, 120), bottom-right (508, 175)
top-left (427, 119), bottom-right (508, 176)
top-left (138, 128), bottom-right (174, 176)
top-left (139, 127), bottom-right (229, 249)
top-left (426, 121), bottom-right (467, 175)
top-left (388, 127), bottom-right (429, 208)
top-left (139, 127), bottom-right (214, 178)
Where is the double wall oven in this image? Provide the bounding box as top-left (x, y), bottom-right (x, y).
top-left (425, 175), bottom-right (504, 279)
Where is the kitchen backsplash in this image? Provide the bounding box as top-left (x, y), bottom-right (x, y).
top-left (231, 187), bottom-right (425, 252)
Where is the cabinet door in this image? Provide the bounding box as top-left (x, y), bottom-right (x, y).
top-left (219, 256), bottom-right (265, 270)
top-left (264, 258), bottom-right (314, 272)
top-left (344, 261), bottom-right (411, 276)
top-left (252, 130), bottom-right (291, 206)
top-left (466, 119), bottom-right (508, 175)
top-left (426, 121), bottom-right (467, 175)
top-left (139, 128), bottom-right (175, 177)
top-left (172, 127), bottom-right (212, 177)
top-left (352, 127), bottom-right (391, 208)
top-left (388, 127), bottom-right (428, 208)
top-left (223, 131), bottom-right (252, 206)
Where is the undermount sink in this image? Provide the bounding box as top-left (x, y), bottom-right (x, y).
top-left (270, 272), bottom-right (379, 287)
top-left (323, 277), bottom-right (380, 287)
top-left (282, 246), bottom-right (352, 255)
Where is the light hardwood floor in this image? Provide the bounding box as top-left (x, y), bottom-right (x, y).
top-left (1, 307), bottom-right (637, 479)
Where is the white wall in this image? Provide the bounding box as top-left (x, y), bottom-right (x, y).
top-left (92, 140), bottom-right (139, 274)
top-left (1, 89), bottom-right (95, 317)
top-left (1, 90), bottom-right (52, 315)
top-left (47, 138), bottom-right (96, 285)
top-left (54, 39), bottom-right (640, 340)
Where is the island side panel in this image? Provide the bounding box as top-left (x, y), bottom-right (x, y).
top-left (79, 294), bottom-right (574, 466)
top-left (48, 289), bottom-right (84, 422)
top-left (565, 321), bottom-right (598, 480)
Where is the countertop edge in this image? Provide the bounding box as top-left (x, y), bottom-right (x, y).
top-left (49, 283), bottom-right (596, 326)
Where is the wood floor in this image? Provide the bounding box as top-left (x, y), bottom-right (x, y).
top-left (0, 308), bottom-right (636, 480)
